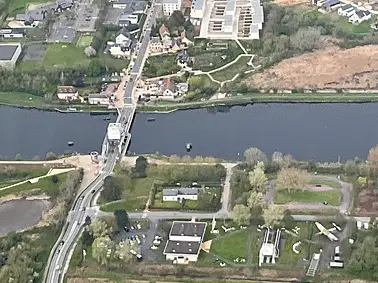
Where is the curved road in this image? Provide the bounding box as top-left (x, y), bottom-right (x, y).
top-left (44, 1), bottom-right (161, 282)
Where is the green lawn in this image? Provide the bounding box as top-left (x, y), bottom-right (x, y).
top-left (211, 56), bottom-right (253, 82)
top-left (0, 92), bottom-right (49, 108)
top-left (274, 188), bottom-right (341, 206)
top-left (211, 229), bottom-right (251, 261)
top-left (0, 172), bottom-right (68, 198)
top-left (20, 44), bottom-right (90, 70)
top-left (0, 167), bottom-right (49, 188)
top-left (77, 35), bottom-right (94, 47)
top-left (334, 16), bottom-right (373, 34)
top-left (310, 178), bottom-right (341, 189)
top-left (100, 177), bottom-right (154, 212)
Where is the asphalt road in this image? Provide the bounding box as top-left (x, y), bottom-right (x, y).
top-left (44, 2), bottom-right (161, 282)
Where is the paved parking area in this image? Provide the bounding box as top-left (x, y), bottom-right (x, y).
top-left (74, 0), bottom-right (99, 32)
top-left (23, 44), bottom-right (47, 61)
top-left (48, 17), bottom-right (76, 43)
top-left (104, 8), bottom-right (123, 25)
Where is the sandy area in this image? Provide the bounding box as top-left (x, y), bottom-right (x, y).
top-left (0, 199), bottom-right (51, 236)
top-left (248, 45), bottom-right (378, 90)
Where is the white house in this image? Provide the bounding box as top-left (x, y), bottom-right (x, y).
top-left (57, 86), bottom-right (78, 100)
top-left (337, 4), bottom-right (354, 16)
top-left (349, 10), bottom-right (371, 24)
top-left (259, 228), bottom-right (281, 266)
top-left (162, 188), bottom-right (199, 202)
top-left (88, 93), bottom-right (109, 105)
top-left (162, 0), bottom-right (182, 16)
top-left (163, 221), bottom-right (207, 263)
top-left (116, 32), bottom-right (130, 45)
top-left (112, 0), bottom-right (129, 9)
top-left (0, 28), bottom-right (24, 38)
top-left (109, 31), bottom-right (132, 58)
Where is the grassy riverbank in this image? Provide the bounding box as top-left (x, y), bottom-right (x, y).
top-left (3, 91), bottom-right (378, 113)
top-left (0, 92), bottom-right (117, 114)
top-left (137, 92), bottom-right (378, 112)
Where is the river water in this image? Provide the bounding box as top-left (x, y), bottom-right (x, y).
top-left (1, 104), bottom-right (378, 161)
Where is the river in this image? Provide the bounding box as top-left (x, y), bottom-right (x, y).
top-left (0, 106), bottom-right (117, 159)
top-left (1, 104), bottom-right (378, 161)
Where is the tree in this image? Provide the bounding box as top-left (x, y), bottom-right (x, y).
top-left (114, 209), bottom-right (130, 231)
top-left (263, 205), bottom-right (284, 228)
top-left (84, 46), bottom-right (96, 57)
top-left (168, 10), bottom-right (185, 29)
top-left (368, 144), bottom-right (378, 175)
top-left (88, 59), bottom-right (103, 77)
top-left (244, 147), bottom-right (268, 166)
top-left (45, 151), bottom-right (57, 160)
top-left (347, 236), bottom-right (378, 280)
top-left (116, 239), bottom-right (140, 263)
top-left (231, 204), bottom-right (251, 225)
top-left (134, 156), bottom-right (148, 177)
top-left (248, 161), bottom-right (268, 193)
top-left (92, 236), bottom-right (112, 266)
top-left (90, 219), bottom-right (112, 238)
top-left (290, 27), bottom-right (321, 52)
top-left (82, 229), bottom-right (93, 248)
top-left (271, 151), bottom-right (284, 165)
top-left (344, 160), bottom-right (359, 175)
top-left (276, 167), bottom-right (311, 192)
top-left (247, 191), bottom-right (264, 210)
top-left (14, 153), bottom-right (22, 161)
top-left (101, 176), bottom-right (122, 202)
top-left (51, 175), bottom-right (59, 184)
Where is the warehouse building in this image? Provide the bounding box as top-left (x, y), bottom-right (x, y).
top-left (0, 43), bottom-right (22, 69)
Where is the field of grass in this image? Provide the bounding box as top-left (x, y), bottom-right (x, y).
top-left (77, 35), bottom-right (94, 47)
top-left (20, 44), bottom-right (90, 70)
top-left (0, 172), bottom-right (68, 198)
top-left (274, 188), bottom-right (341, 206)
top-left (310, 178), bottom-right (341, 189)
top-left (334, 16), bottom-right (373, 34)
top-left (210, 56), bottom-right (253, 82)
top-left (0, 166), bottom-right (49, 188)
top-left (0, 92), bottom-right (50, 108)
top-left (211, 229), bottom-right (251, 261)
top-left (100, 177), bottom-right (154, 212)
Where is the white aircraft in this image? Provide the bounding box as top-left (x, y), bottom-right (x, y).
top-left (315, 222), bottom-right (338, 241)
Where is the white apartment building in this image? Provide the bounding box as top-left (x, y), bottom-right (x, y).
top-left (162, 0), bottom-right (182, 16)
top-left (191, 0), bottom-right (206, 24)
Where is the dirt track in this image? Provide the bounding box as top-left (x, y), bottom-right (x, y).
top-left (248, 45), bottom-right (378, 90)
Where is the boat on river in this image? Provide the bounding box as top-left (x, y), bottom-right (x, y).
top-left (147, 117), bottom-right (155, 122)
top-left (68, 141), bottom-right (74, 146)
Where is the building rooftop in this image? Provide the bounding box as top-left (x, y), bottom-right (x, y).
top-left (89, 93), bottom-right (107, 98)
top-left (57, 86), bottom-right (77, 93)
top-left (164, 240), bottom-right (201, 254)
top-left (0, 44), bottom-right (20, 61)
top-left (170, 221), bottom-right (206, 237)
top-left (163, 187), bottom-right (199, 196)
top-left (0, 28), bottom-right (25, 35)
top-left (163, 0), bottom-right (181, 4)
top-left (192, 0), bottom-right (205, 10)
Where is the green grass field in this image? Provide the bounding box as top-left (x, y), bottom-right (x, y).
top-left (77, 35), bottom-right (94, 47)
top-left (211, 229), bottom-right (250, 261)
top-left (274, 188), bottom-right (341, 206)
top-left (211, 56), bottom-right (253, 82)
top-left (20, 44), bottom-right (90, 70)
top-left (0, 172), bottom-right (68, 198)
top-left (0, 167), bottom-right (49, 189)
top-left (0, 92), bottom-right (49, 108)
top-left (100, 177), bottom-right (154, 212)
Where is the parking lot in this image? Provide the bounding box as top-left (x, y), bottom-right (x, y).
top-left (104, 8), bottom-right (123, 25)
top-left (22, 44), bottom-right (47, 61)
top-left (74, 0), bottom-right (99, 32)
top-left (48, 17), bottom-right (76, 43)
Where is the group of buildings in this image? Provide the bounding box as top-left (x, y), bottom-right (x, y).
top-left (162, 0), bottom-right (264, 39)
top-left (314, 0), bottom-right (373, 25)
top-left (109, 0), bottom-right (148, 27)
top-left (136, 77), bottom-right (189, 100)
top-left (149, 24), bottom-right (193, 55)
top-left (15, 0), bottom-right (74, 27)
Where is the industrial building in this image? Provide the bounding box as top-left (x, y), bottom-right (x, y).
top-left (0, 43), bottom-right (22, 69)
top-left (259, 228), bottom-right (281, 266)
top-left (193, 0), bottom-right (264, 39)
top-left (163, 221), bottom-right (207, 263)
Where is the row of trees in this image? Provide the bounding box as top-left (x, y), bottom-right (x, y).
top-left (147, 163), bottom-right (226, 183)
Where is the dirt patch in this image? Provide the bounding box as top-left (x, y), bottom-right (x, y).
top-left (248, 45), bottom-right (378, 90)
top-left (305, 185), bottom-right (333, 191)
top-left (355, 185), bottom-right (378, 216)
